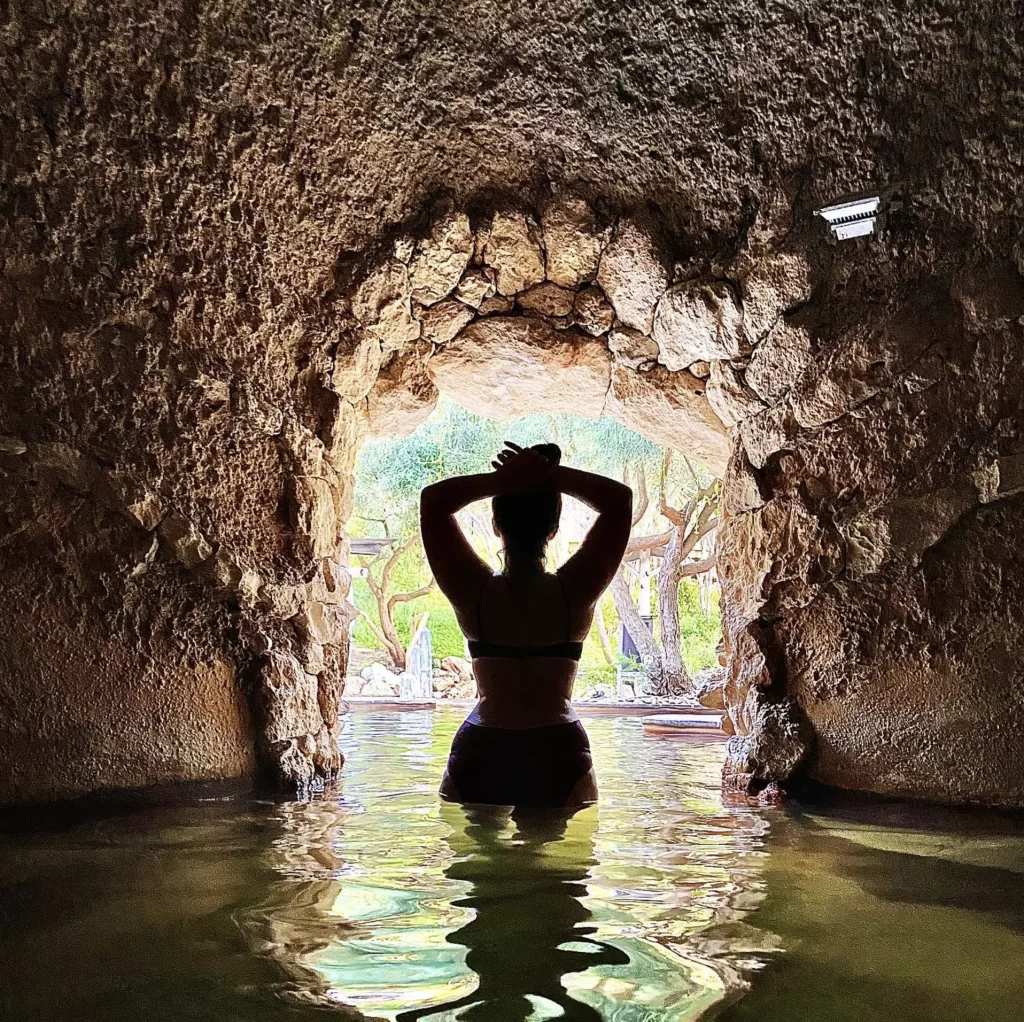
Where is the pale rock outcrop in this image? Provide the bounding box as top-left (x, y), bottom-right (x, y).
top-left (365, 345), bottom-right (439, 438)
top-left (427, 317), bottom-right (611, 419)
top-left (706, 360), bottom-right (766, 428)
top-left (408, 205), bottom-right (473, 305)
top-left (572, 285), bottom-right (615, 336)
top-left (607, 326), bottom-right (659, 370)
top-left (416, 298), bottom-right (475, 344)
top-left (541, 197), bottom-right (605, 288)
top-left (359, 662), bottom-right (402, 697)
top-left (605, 364), bottom-right (731, 476)
top-left (517, 281), bottom-right (575, 318)
top-left (596, 219), bottom-right (669, 334)
top-left (740, 253), bottom-right (813, 341)
top-left (652, 280), bottom-right (746, 370)
top-left (482, 212), bottom-right (545, 295)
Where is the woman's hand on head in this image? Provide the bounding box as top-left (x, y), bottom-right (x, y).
top-left (491, 441), bottom-right (557, 493)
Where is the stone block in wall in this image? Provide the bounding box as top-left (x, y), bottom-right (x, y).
top-left (353, 258), bottom-right (420, 358)
top-left (607, 325), bottom-right (659, 370)
top-left (317, 644), bottom-right (348, 724)
top-left (408, 205), bottom-right (473, 305)
top-left (572, 285), bottom-right (615, 336)
top-left (746, 322), bottom-right (813, 402)
top-left (517, 282), bottom-right (575, 318)
top-left (365, 344), bottom-right (439, 438)
top-left (738, 403), bottom-right (797, 469)
top-left (416, 298), bottom-right (475, 344)
top-left (296, 600), bottom-right (356, 647)
top-left (740, 252), bottom-right (812, 342)
top-left (652, 280), bottom-right (745, 370)
top-left (597, 219), bottom-right (669, 334)
top-left (605, 364), bottom-right (731, 477)
top-left (482, 212), bottom-right (545, 295)
top-left (455, 267), bottom-right (496, 308)
top-left (706, 360), bottom-right (766, 428)
top-left (427, 316), bottom-right (612, 419)
top-left (332, 332), bottom-right (384, 401)
top-left (541, 197), bottom-right (606, 288)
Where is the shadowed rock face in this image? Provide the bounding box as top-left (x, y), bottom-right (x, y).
top-left (1, 1), bottom-right (1022, 803)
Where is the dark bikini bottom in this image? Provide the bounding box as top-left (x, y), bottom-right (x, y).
top-left (445, 719), bottom-right (593, 807)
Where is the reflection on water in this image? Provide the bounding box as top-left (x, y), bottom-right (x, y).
top-left (2, 708), bottom-right (1024, 1021)
top-left (245, 710), bottom-right (771, 1019)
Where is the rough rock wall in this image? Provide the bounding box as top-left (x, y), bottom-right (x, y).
top-left (1, 0), bottom-right (1022, 803)
top-left (717, 266), bottom-right (1024, 804)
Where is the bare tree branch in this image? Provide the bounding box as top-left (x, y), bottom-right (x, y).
top-left (628, 463), bottom-right (649, 526)
top-left (624, 529), bottom-right (673, 558)
top-left (678, 554), bottom-right (717, 577)
top-left (594, 601), bottom-right (615, 666)
top-left (387, 578), bottom-right (436, 614)
top-left (352, 607), bottom-right (401, 663)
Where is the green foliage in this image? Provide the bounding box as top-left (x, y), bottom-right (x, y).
top-left (353, 397), bottom-right (664, 536)
top-left (676, 580), bottom-right (721, 673)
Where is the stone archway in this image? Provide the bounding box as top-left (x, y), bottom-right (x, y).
top-left (324, 197), bottom-right (817, 797)
top-left (3, 0), bottom-right (1023, 808)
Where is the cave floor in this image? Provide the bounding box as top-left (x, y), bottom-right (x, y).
top-left (2, 708), bottom-right (1024, 1021)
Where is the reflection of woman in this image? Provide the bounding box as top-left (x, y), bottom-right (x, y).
top-left (398, 803), bottom-right (628, 1022)
top-left (420, 442), bottom-right (632, 807)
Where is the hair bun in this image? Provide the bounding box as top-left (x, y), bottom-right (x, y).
top-left (531, 442), bottom-right (562, 465)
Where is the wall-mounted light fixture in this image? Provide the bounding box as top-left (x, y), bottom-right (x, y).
top-left (814, 194), bottom-right (885, 241)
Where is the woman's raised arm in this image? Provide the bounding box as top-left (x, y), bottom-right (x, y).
top-left (555, 465), bottom-right (633, 607)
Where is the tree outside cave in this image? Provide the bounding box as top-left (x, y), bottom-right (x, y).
top-left (347, 397), bottom-right (722, 702)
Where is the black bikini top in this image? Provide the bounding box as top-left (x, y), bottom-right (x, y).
top-left (467, 574), bottom-right (584, 662)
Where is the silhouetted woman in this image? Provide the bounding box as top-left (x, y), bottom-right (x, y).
top-left (420, 441), bottom-right (632, 807)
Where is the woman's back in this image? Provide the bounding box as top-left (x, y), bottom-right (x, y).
top-left (460, 571), bottom-right (591, 728)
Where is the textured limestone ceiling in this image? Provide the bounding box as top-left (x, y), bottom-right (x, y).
top-left (3, 1), bottom-right (1020, 277)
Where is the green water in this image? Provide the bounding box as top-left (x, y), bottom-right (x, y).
top-left (2, 708), bottom-right (1024, 1021)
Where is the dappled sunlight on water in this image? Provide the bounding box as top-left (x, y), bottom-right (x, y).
top-left (3, 707), bottom-right (1024, 1021)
